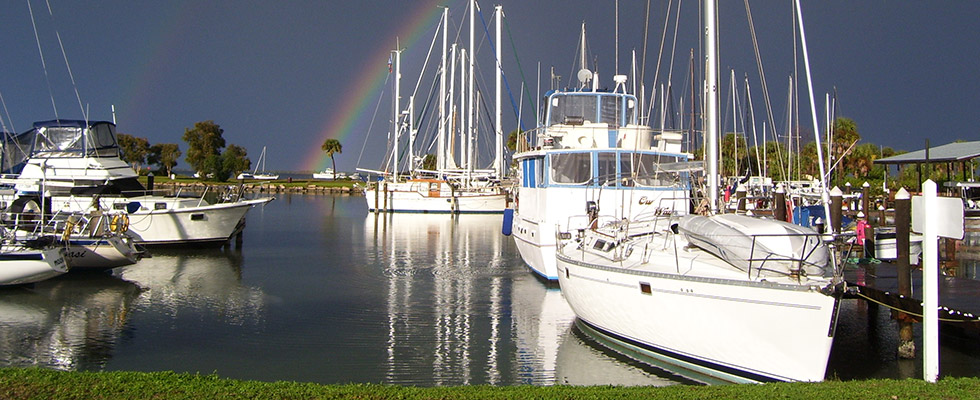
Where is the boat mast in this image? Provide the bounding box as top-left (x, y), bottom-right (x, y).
top-left (460, 48), bottom-right (467, 170)
top-left (392, 42), bottom-right (401, 181)
top-left (704, 0), bottom-right (719, 213)
top-left (794, 0), bottom-right (833, 228)
top-left (494, 5), bottom-right (503, 178)
top-left (580, 22), bottom-right (588, 89)
top-left (467, 0), bottom-right (476, 175)
top-left (438, 7), bottom-right (448, 172)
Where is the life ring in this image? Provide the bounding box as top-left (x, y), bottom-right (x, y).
top-left (110, 214), bottom-right (130, 234)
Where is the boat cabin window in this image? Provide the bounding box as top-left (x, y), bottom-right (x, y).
top-left (549, 95), bottom-right (597, 126)
top-left (550, 153), bottom-right (591, 184)
top-left (631, 154), bottom-right (683, 187)
top-left (597, 152), bottom-right (617, 186)
top-left (548, 93), bottom-right (635, 127)
top-left (600, 97), bottom-right (623, 127)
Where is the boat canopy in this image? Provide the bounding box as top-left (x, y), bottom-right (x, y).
top-left (27, 120), bottom-right (120, 158)
top-left (0, 130), bottom-right (35, 174)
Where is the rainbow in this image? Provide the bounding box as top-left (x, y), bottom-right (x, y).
top-left (302, 0), bottom-right (457, 172)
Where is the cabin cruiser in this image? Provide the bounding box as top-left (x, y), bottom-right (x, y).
top-left (507, 72), bottom-right (691, 280)
top-left (0, 119), bottom-right (272, 246)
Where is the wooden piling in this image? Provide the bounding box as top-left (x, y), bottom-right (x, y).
top-left (774, 185), bottom-right (787, 222)
top-left (830, 186), bottom-right (843, 235)
top-left (861, 182), bottom-right (871, 222)
top-left (895, 188), bottom-right (915, 359)
top-left (736, 185), bottom-right (747, 213)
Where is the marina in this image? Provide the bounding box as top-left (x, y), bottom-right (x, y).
top-left (1, 193), bottom-right (979, 385)
top-left (1, 0), bottom-right (979, 390)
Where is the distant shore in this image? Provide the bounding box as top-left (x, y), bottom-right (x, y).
top-left (142, 176), bottom-right (363, 195)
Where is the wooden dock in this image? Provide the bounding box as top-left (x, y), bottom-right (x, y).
top-left (843, 261), bottom-right (980, 333)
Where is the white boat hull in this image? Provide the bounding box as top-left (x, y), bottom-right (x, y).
top-left (365, 180), bottom-right (507, 213)
top-left (0, 247), bottom-right (69, 286)
top-left (556, 246), bottom-right (839, 383)
top-left (64, 236), bottom-right (141, 269)
top-left (123, 198), bottom-right (271, 245)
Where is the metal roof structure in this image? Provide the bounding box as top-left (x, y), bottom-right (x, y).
top-left (875, 141), bottom-right (980, 165)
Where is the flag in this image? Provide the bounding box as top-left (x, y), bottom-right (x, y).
top-left (388, 54), bottom-right (393, 73)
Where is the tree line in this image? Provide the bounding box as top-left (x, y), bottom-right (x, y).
top-left (118, 120), bottom-right (249, 181)
top-left (119, 120), bottom-right (344, 182)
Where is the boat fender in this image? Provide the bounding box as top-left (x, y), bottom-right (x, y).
top-left (62, 220), bottom-right (74, 242)
top-left (502, 209), bottom-right (514, 236)
top-left (110, 214), bottom-right (130, 234)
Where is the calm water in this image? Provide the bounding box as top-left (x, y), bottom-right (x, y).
top-left (1, 194), bottom-right (978, 385)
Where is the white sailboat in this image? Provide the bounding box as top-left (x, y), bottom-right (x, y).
top-left (552, 1), bottom-right (844, 383)
top-left (237, 146), bottom-right (279, 180)
top-left (0, 236), bottom-right (68, 286)
top-left (507, 22), bottom-right (690, 280)
top-left (361, 3), bottom-right (508, 214)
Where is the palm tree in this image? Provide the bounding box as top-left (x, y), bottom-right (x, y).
top-left (321, 139), bottom-right (342, 175)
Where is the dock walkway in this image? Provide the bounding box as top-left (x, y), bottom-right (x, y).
top-left (843, 262), bottom-right (980, 331)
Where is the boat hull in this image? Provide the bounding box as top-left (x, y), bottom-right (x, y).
top-left (556, 251), bottom-right (838, 383)
top-left (0, 247), bottom-right (69, 286)
top-left (123, 198), bottom-right (270, 245)
top-left (365, 180), bottom-right (507, 213)
top-left (64, 236), bottom-right (141, 269)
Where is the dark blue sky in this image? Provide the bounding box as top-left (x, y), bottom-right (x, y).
top-left (1, 1), bottom-right (978, 173)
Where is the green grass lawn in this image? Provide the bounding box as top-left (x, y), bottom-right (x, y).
top-left (1, 368), bottom-right (977, 399)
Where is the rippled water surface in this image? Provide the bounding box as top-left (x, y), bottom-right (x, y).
top-left (1, 194), bottom-right (978, 385)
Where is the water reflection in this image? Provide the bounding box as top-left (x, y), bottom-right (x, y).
top-left (0, 273), bottom-right (141, 370)
top-left (112, 248), bottom-right (266, 325)
top-left (366, 213), bottom-right (509, 385)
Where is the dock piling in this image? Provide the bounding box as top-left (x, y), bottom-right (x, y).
top-left (895, 188), bottom-right (915, 359)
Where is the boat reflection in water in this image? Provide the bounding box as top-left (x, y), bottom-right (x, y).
top-left (111, 248), bottom-right (266, 324)
top-left (0, 273), bottom-right (141, 370)
top-left (366, 213), bottom-right (510, 385)
top-left (366, 212), bottom-right (691, 385)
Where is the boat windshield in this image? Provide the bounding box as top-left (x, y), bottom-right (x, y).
top-left (547, 93), bottom-right (635, 127)
top-left (34, 123), bottom-right (119, 157)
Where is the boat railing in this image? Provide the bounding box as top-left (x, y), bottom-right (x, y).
top-left (744, 232), bottom-right (828, 281)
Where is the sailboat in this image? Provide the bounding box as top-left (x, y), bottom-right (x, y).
top-left (237, 146), bottom-right (279, 180)
top-left (360, 3), bottom-right (508, 214)
top-left (552, 1), bottom-right (844, 383)
top-left (506, 22), bottom-right (690, 281)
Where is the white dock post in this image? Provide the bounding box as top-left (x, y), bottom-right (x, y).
top-left (922, 180), bottom-right (939, 383)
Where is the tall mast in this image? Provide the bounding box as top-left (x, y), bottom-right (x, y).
top-left (438, 7), bottom-right (448, 171)
top-left (460, 48), bottom-right (467, 169)
top-left (392, 42), bottom-right (401, 181)
top-left (494, 5), bottom-right (503, 178)
top-left (467, 0), bottom-right (476, 172)
top-left (449, 43), bottom-right (458, 168)
top-left (794, 0), bottom-right (832, 229)
top-left (704, 0), bottom-right (719, 213)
